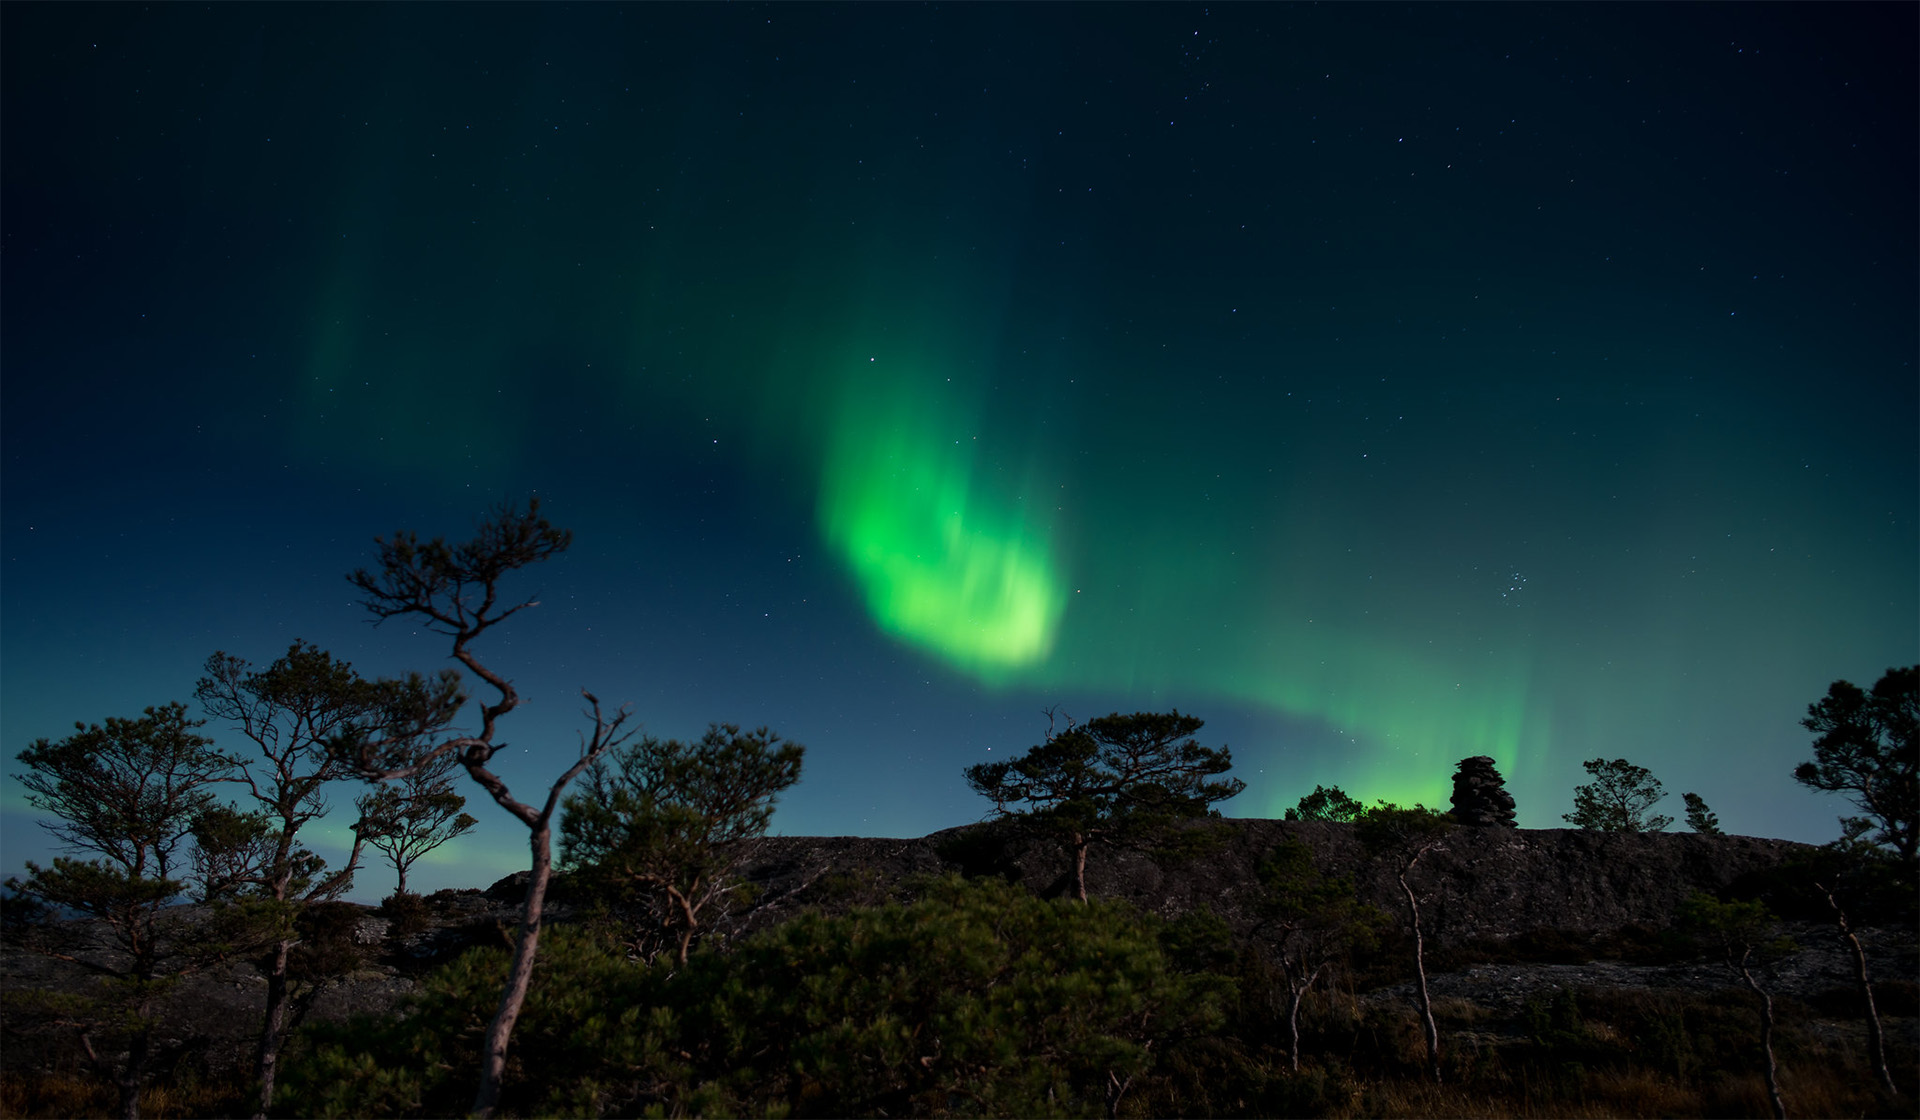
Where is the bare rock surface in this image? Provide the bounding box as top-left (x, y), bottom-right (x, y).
top-left (738, 819), bottom-right (1815, 948)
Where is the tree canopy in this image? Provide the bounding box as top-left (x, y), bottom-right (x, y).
top-left (357, 747), bottom-right (477, 898)
top-left (1283, 784), bottom-right (1364, 822)
top-left (8, 705), bottom-right (245, 1120)
top-left (964, 710), bottom-right (1244, 902)
top-left (1563, 758), bottom-right (1673, 832)
top-left (1682, 792), bottom-right (1724, 835)
top-left (1796, 665), bottom-right (1917, 867)
top-left (15, 703), bottom-right (233, 884)
top-left (561, 724), bottom-right (804, 963)
top-left (282, 876), bottom-right (1231, 1120)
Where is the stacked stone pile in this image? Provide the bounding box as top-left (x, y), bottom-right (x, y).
top-left (1450, 755), bottom-right (1519, 827)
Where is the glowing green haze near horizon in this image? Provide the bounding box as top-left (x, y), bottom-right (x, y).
top-left (723, 295), bottom-right (1546, 811)
top-left (4, 4), bottom-right (1912, 893)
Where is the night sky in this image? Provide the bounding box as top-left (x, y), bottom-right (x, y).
top-left (5, 4), bottom-right (1914, 899)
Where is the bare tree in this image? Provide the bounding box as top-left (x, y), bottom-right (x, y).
top-left (1254, 838), bottom-right (1386, 1071)
top-left (1678, 893), bottom-right (1793, 1120)
top-left (194, 640), bottom-right (428, 1119)
top-left (1356, 802), bottom-right (1455, 1083)
top-left (333, 498), bottom-right (636, 1119)
top-left (1802, 821), bottom-right (1904, 1099)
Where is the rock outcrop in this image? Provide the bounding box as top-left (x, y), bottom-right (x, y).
top-left (5, 820), bottom-right (1912, 1084)
top-left (1449, 755), bottom-right (1519, 828)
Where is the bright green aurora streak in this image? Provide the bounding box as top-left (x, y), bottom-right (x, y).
top-left (802, 346), bottom-right (1536, 815)
top-left (817, 379), bottom-right (1066, 676)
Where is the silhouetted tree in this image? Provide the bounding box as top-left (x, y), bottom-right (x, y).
top-left (1682, 792), bottom-right (1723, 835)
top-left (1284, 784), bottom-right (1364, 822)
top-left (1357, 802), bottom-right (1455, 1083)
top-left (1449, 756), bottom-right (1517, 827)
top-left (357, 748), bottom-right (477, 897)
top-left (1796, 665), bottom-right (1917, 868)
top-left (1677, 893), bottom-right (1795, 1119)
top-left (1563, 758), bottom-right (1672, 832)
top-left (1255, 838), bottom-right (1387, 1071)
top-left (195, 640), bottom-right (432, 1118)
top-left (964, 709), bottom-right (1244, 902)
top-left (561, 724), bottom-right (803, 964)
top-left (332, 497), bottom-right (636, 1119)
top-left (7, 704), bottom-right (240, 1120)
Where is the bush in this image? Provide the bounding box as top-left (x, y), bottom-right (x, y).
top-left (282, 875), bottom-right (1234, 1118)
top-left (377, 891), bottom-right (432, 941)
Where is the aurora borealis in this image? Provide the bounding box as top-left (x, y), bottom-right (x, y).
top-left (4, 4), bottom-right (1915, 897)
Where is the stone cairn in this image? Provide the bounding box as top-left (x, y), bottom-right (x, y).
top-left (1450, 755), bottom-right (1518, 827)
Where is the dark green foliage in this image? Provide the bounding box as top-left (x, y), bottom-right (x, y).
top-left (559, 724), bottom-right (803, 963)
top-left (1796, 665), bottom-right (1918, 867)
top-left (1676, 893), bottom-right (1794, 961)
top-left (1354, 801), bottom-right (1456, 852)
top-left (1284, 784), bottom-right (1364, 822)
top-left (1522, 988), bottom-right (1588, 1052)
top-left (1563, 758), bottom-right (1673, 832)
top-left (287, 901), bottom-right (371, 987)
top-left (195, 640), bottom-right (441, 904)
top-left (282, 876), bottom-right (1232, 1118)
top-left (14, 704), bottom-right (232, 882)
top-left (1683, 792), bottom-right (1723, 835)
top-left (378, 889), bottom-right (434, 941)
top-left (963, 710), bottom-right (1244, 901)
top-left (932, 816), bottom-right (1026, 880)
top-left (1255, 839), bottom-right (1388, 1070)
top-left (194, 639), bottom-right (454, 1115)
top-left (7, 705), bottom-right (245, 1120)
top-left (1676, 892), bottom-right (1796, 1119)
top-left (1519, 989), bottom-right (1601, 1095)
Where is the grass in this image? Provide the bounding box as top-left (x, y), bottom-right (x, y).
top-left (0, 1071), bottom-right (247, 1120)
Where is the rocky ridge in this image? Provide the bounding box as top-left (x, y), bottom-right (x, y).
top-left (4, 820), bottom-right (1912, 1079)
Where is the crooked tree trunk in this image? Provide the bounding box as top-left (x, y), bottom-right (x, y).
top-left (251, 939), bottom-right (293, 1118)
top-left (1072, 832), bottom-right (1089, 903)
top-left (1286, 961), bottom-right (1328, 1073)
top-left (670, 883), bottom-right (699, 966)
top-left (1840, 924), bottom-right (1897, 1099)
top-left (1818, 882), bottom-right (1897, 1097)
top-left (471, 821), bottom-right (556, 1119)
top-left (1735, 952), bottom-right (1787, 1120)
top-left (116, 1024), bottom-right (152, 1120)
top-left (1398, 868), bottom-right (1441, 1083)
top-left (254, 832), bottom-right (364, 1119)
top-left (1105, 1065), bottom-right (1136, 1120)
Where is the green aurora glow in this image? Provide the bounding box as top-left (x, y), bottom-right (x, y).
top-left (817, 378), bottom-right (1066, 674)
top-left (5, 4), bottom-right (1912, 888)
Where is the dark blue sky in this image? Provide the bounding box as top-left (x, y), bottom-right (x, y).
top-left (5, 3), bottom-right (1914, 898)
